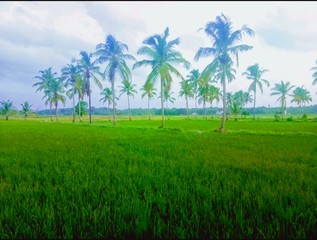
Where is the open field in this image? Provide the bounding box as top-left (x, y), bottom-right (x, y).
top-left (0, 117), bottom-right (316, 238)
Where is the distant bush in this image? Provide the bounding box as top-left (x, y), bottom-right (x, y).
top-left (286, 116), bottom-right (293, 122)
top-left (274, 113), bottom-right (281, 122)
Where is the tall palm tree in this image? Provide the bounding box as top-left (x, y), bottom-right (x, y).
top-left (270, 81), bottom-right (295, 120)
top-left (94, 35), bottom-right (135, 126)
top-left (291, 86), bottom-right (312, 115)
top-left (61, 63), bottom-right (80, 122)
top-left (33, 67), bottom-right (57, 121)
top-left (186, 69), bottom-right (200, 115)
top-left (78, 51), bottom-right (102, 124)
top-left (140, 82), bottom-right (157, 120)
top-left (133, 27), bottom-right (190, 128)
top-left (242, 63), bottom-right (269, 120)
top-left (100, 87), bottom-right (116, 121)
top-left (44, 77), bottom-right (66, 121)
top-left (179, 80), bottom-right (194, 118)
top-left (119, 79), bottom-right (137, 121)
top-left (195, 14), bottom-right (254, 131)
top-left (310, 59), bottom-right (317, 90)
top-left (20, 101), bottom-right (32, 120)
top-left (0, 100), bottom-right (13, 120)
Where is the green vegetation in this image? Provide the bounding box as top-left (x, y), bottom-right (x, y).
top-left (0, 118), bottom-right (316, 238)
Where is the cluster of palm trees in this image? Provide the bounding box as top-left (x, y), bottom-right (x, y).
top-left (0, 100), bottom-right (33, 120)
top-left (12, 14), bottom-right (309, 130)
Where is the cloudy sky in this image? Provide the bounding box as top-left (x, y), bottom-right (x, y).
top-left (1, 1), bottom-right (317, 111)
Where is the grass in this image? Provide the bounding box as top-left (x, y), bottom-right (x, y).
top-left (0, 117), bottom-right (316, 238)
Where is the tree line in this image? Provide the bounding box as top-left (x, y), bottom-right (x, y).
top-left (1, 14), bottom-right (316, 130)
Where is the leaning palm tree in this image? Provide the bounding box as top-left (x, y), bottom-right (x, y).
top-left (179, 80), bottom-right (194, 118)
top-left (94, 35), bottom-right (135, 126)
top-left (33, 67), bottom-right (57, 121)
top-left (195, 14), bottom-right (254, 132)
top-left (140, 82), bottom-right (157, 120)
top-left (20, 101), bottom-right (32, 120)
top-left (100, 87), bottom-right (117, 121)
top-left (77, 51), bottom-right (102, 124)
top-left (270, 81), bottom-right (295, 120)
top-left (186, 69), bottom-right (200, 115)
top-left (0, 100), bottom-right (13, 120)
top-left (242, 63), bottom-right (269, 120)
top-left (119, 79), bottom-right (138, 121)
top-left (310, 59), bottom-right (317, 89)
top-left (133, 27), bottom-right (190, 128)
top-left (61, 62), bottom-right (80, 122)
top-left (291, 86), bottom-right (312, 115)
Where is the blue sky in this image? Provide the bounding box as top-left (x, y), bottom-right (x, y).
top-left (1, 1), bottom-right (317, 111)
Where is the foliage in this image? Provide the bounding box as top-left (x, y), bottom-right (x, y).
top-left (0, 99), bottom-right (13, 120)
top-left (133, 27), bottom-right (190, 127)
top-left (75, 101), bottom-right (88, 116)
top-left (195, 14), bottom-right (254, 131)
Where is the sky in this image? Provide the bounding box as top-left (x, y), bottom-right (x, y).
top-left (1, 1), bottom-right (317, 111)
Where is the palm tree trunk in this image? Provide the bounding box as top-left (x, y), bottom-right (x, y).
top-left (55, 102), bottom-right (58, 121)
top-left (203, 100), bottom-right (206, 119)
top-left (128, 94), bottom-right (131, 121)
top-left (88, 77), bottom-right (92, 124)
top-left (186, 96), bottom-right (189, 119)
top-left (219, 71), bottom-right (226, 131)
top-left (253, 90), bottom-right (256, 120)
top-left (148, 96), bottom-right (151, 120)
top-left (160, 79), bottom-right (164, 128)
top-left (5, 115), bottom-right (8, 120)
top-left (195, 92), bottom-right (197, 119)
top-left (72, 86), bottom-right (75, 122)
top-left (108, 102), bottom-right (111, 121)
top-left (78, 95), bottom-right (82, 122)
top-left (112, 81), bottom-right (116, 126)
top-left (50, 102), bottom-right (53, 122)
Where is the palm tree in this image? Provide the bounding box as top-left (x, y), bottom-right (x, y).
top-left (197, 77), bottom-right (210, 119)
top-left (242, 63), bottom-right (269, 120)
top-left (208, 85), bottom-right (221, 118)
top-left (61, 63), bottom-right (80, 122)
top-left (270, 81), bottom-right (295, 120)
top-left (73, 75), bottom-right (84, 121)
top-left (179, 80), bottom-right (194, 118)
top-left (119, 79), bottom-right (137, 120)
top-left (94, 35), bottom-right (135, 126)
top-left (140, 82), bottom-right (157, 120)
top-left (78, 51), bottom-right (102, 124)
top-left (44, 77), bottom-right (66, 121)
top-left (310, 59), bottom-right (317, 89)
top-left (291, 86), bottom-right (312, 115)
top-left (133, 27), bottom-right (190, 128)
top-left (0, 100), bottom-right (13, 120)
top-left (20, 101), bottom-right (32, 120)
top-left (186, 69), bottom-right (200, 115)
top-left (33, 67), bottom-right (57, 121)
top-left (195, 14), bottom-right (254, 131)
top-left (100, 87), bottom-right (116, 121)
top-left (161, 87), bottom-right (175, 119)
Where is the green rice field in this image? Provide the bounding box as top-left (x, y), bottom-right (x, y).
top-left (0, 117), bottom-right (316, 238)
